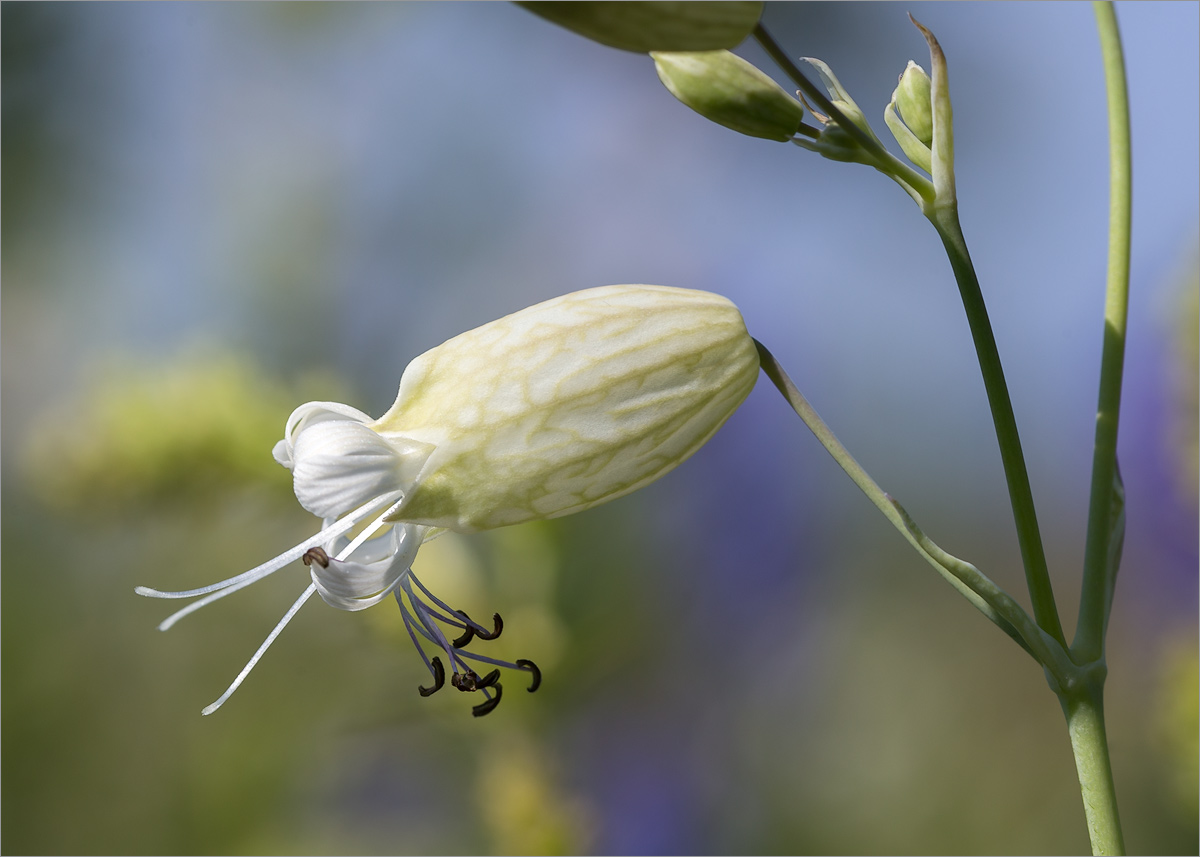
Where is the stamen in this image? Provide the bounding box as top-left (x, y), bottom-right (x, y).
top-left (475, 668), bottom-right (501, 689)
top-left (451, 623), bottom-right (475, 649)
top-left (418, 656), bottom-right (445, 697)
top-left (472, 685), bottom-right (503, 717)
top-left (450, 610), bottom-right (503, 647)
top-left (302, 547), bottom-right (330, 568)
top-left (402, 580), bottom-right (459, 658)
top-left (395, 577), bottom-right (540, 715)
top-left (476, 613), bottom-right (503, 641)
top-left (201, 582), bottom-right (317, 716)
top-left (410, 575), bottom-right (501, 638)
top-left (398, 591), bottom-right (441, 676)
top-left (516, 659), bottom-right (542, 693)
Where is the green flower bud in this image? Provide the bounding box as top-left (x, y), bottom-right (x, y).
top-left (517, 1), bottom-right (762, 52)
top-left (894, 60), bottom-right (933, 146)
top-left (652, 50), bottom-right (804, 141)
top-left (884, 94), bottom-right (932, 174)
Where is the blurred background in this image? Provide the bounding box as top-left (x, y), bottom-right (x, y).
top-left (2, 2), bottom-right (1196, 854)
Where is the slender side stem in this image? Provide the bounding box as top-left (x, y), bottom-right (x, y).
top-left (930, 212), bottom-right (1067, 648)
top-left (1074, 0), bottom-right (1132, 664)
top-left (1063, 687), bottom-right (1126, 855)
top-left (753, 339), bottom-right (1055, 663)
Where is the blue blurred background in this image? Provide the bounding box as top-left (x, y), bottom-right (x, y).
top-left (2, 2), bottom-right (1196, 853)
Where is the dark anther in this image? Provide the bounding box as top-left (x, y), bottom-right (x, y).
top-left (452, 610), bottom-right (503, 646)
top-left (477, 612), bottom-right (504, 640)
top-left (418, 657), bottom-right (445, 697)
top-left (452, 669), bottom-right (481, 692)
top-left (515, 659), bottom-right (542, 693)
top-left (451, 613), bottom-right (476, 649)
top-left (302, 547), bottom-right (330, 568)
top-left (475, 669), bottom-right (501, 689)
top-left (472, 684), bottom-right (503, 717)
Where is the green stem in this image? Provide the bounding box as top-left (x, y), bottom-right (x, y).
top-left (1073, 0), bottom-right (1132, 664)
top-left (930, 212), bottom-right (1067, 647)
top-left (1056, 6), bottom-right (1131, 854)
top-left (1062, 687), bottom-right (1126, 855)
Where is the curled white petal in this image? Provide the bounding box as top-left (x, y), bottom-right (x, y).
top-left (273, 401), bottom-right (375, 469)
top-left (312, 521), bottom-right (424, 611)
top-left (290, 420), bottom-right (410, 519)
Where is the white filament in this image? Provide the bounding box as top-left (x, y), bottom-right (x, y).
top-left (135, 490), bottom-right (403, 631)
top-left (201, 583), bottom-right (317, 716)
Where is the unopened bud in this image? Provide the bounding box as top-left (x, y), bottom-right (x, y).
top-left (653, 50), bottom-right (804, 141)
top-left (518, 1), bottom-right (763, 53)
top-left (894, 61), bottom-right (933, 146)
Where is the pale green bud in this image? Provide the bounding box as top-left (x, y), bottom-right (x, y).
top-left (518, 1), bottom-right (763, 53)
top-left (884, 92), bottom-right (932, 173)
top-left (652, 50), bottom-right (804, 141)
top-left (894, 61), bottom-right (933, 146)
top-left (375, 285), bottom-right (760, 531)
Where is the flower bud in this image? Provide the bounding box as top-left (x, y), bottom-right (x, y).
top-left (652, 50), bottom-right (804, 141)
top-left (374, 285), bottom-right (759, 531)
top-left (518, 1), bottom-right (762, 53)
top-left (894, 61), bottom-right (933, 146)
top-left (884, 102), bottom-right (932, 174)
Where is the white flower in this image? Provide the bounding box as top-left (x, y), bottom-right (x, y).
top-left (138, 285), bottom-right (759, 716)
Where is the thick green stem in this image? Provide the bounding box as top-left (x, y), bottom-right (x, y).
top-left (1074, 0), bottom-right (1132, 664)
top-left (1062, 688), bottom-right (1126, 855)
top-left (930, 212), bottom-right (1067, 647)
top-left (1055, 6), bottom-right (1131, 854)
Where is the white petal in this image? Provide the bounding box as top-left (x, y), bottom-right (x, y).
top-left (291, 420), bottom-right (408, 519)
top-left (275, 401), bottom-right (375, 471)
top-left (311, 523), bottom-right (424, 611)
